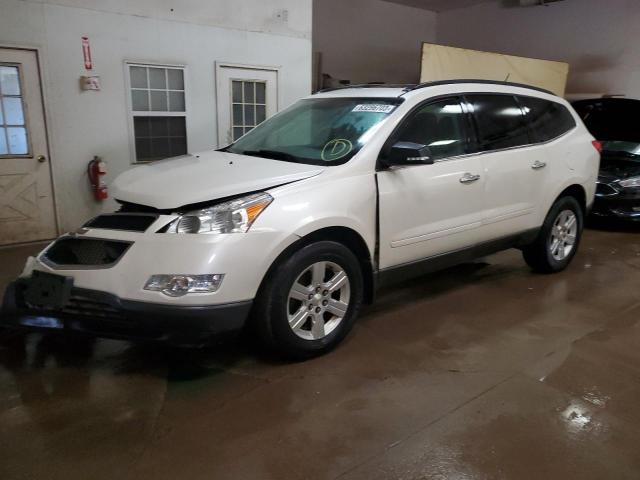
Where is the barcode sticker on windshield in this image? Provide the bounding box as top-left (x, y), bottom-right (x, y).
top-left (352, 104), bottom-right (395, 113)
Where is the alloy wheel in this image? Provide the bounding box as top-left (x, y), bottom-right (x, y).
top-left (549, 209), bottom-right (578, 261)
top-left (286, 261), bottom-right (351, 340)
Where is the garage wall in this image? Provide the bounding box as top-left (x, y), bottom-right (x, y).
top-left (0, 0), bottom-right (312, 231)
top-left (436, 0), bottom-right (640, 98)
top-left (313, 0), bottom-right (437, 85)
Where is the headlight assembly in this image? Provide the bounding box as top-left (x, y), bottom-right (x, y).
top-left (618, 176), bottom-right (640, 189)
top-left (167, 192), bottom-right (273, 234)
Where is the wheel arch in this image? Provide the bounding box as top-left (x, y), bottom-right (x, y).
top-left (555, 183), bottom-right (587, 216)
top-left (257, 226), bottom-right (376, 305)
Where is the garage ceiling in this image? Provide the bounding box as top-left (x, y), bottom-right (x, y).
top-left (381, 0), bottom-right (495, 12)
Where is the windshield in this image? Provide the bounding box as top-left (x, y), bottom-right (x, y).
top-left (226, 97), bottom-right (402, 165)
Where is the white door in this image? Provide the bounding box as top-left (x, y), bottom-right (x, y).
top-left (464, 94), bottom-right (547, 240)
top-left (478, 146), bottom-right (548, 239)
top-left (378, 96), bottom-right (486, 268)
top-left (215, 64), bottom-right (278, 146)
top-left (0, 48), bottom-right (56, 245)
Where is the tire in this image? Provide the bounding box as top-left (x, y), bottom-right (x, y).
top-left (252, 241), bottom-right (364, 359)
top-left (522, 196), bottom-right (583, 273)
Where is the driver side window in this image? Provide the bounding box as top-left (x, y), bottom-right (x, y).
top-left (395, 97), bottom-right (468, 161)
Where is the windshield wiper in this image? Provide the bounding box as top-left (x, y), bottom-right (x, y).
top-left (239, 149), bottom-right (299, 163)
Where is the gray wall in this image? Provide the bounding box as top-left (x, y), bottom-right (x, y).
top-left (0, 0), bottom-right (312, 231)
top-left (313, 0), bottom-right (437, 85)
top-left (437, 0), bottom-right (640, 98)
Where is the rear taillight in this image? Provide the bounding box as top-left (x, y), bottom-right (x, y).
top-left (592, 140), bottom-right (603, 153)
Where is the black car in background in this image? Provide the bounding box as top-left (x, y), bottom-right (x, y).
top-left (573, 98), bottom-right (640, 221)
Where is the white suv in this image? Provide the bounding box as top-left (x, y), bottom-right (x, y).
top-left (2, 80), bottom-right (599, 358)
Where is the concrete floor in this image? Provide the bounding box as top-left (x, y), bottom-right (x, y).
top-left (1, 227), bottom-right (640, 480)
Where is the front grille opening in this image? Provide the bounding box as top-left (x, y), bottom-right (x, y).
top-left (43, 238), bottom-right (132, 267)
top-left (84, 214), bottom-right (158, 232)
top-left (62, 294), bottom-right (126, 322)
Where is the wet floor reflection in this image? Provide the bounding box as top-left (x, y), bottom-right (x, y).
top-left (2, 228), bottom-right (640, 479)
top-left (0, 333), bottom-right (95, 407)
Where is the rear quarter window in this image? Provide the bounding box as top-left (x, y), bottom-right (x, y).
top-left (466, 94), bottom-right (531, 151)
top-left (518, 96), bottom-right (576, 142)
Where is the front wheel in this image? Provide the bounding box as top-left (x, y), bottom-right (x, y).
top-left (522, 196), bottom-right (583, 273)
top-left (252, 241), bottom-right (363, 359)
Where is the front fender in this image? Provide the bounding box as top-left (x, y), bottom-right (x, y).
top-left (253, 172), bottom-right (378, 258)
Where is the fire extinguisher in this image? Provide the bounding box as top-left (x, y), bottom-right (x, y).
top-left (88, 155), bottom-right (108, 200)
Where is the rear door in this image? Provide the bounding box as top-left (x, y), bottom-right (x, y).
top-left (465, 94), bottom-right (545, 239)
top-left (518, 94), bottom-right (579, 206)
top-left (378, 96), bottom-right (486, 268)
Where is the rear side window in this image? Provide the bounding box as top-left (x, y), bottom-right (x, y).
top-left (466, 94), bottom-right (531, 151)
top-left (519, 96), bottom-right (576, 142)
top-left (393, 97), bottom-right (469, 161)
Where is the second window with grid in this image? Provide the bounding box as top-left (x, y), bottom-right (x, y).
top-left (231, 80), bottom-right (267, 141)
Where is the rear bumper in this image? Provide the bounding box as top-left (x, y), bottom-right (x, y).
top-left (0, 280), bottom-right (252, 346)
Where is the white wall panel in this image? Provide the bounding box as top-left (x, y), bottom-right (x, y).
top-left (0, 0), bottom-right (312, 231)
top-left (436, 0), bottom-right (640, 99)
top-left (313, 0), bottom-right (437, 85)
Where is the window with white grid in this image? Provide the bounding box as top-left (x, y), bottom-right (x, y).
top-left (128, 64), bottom-right (187, 162)
top-left (0, 65), bottom-right (29, 156)
top-left (231, 80), bottom-right (267, 141)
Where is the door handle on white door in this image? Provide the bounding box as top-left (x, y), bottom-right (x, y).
top-left (459, 173), bottom-right (481, 184)
top-left (531, 161), bottom-right (547, 170)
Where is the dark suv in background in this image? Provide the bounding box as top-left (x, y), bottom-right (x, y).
top-left (573, 98), bottom-right (640, 221)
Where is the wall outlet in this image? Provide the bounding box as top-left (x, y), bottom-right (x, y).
top-left (275, 9), bottom-right (289, 23)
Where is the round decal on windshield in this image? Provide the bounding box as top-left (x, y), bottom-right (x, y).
top-left (321, 139), bottom-right (353, 161)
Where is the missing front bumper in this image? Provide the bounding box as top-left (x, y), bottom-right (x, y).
top-left (0, 279), bottom-right (252, 346)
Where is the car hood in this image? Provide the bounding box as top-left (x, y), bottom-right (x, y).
top-left (599, 156), bottom-right (640, 183)
top-left (111, 151), bottom-right (324, 210)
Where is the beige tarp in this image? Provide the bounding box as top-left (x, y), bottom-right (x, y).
top-left (420, 43), bottom-right (569, 96)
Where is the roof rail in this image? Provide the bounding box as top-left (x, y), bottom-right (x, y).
top-left (403, 79), bottom-right (555, 96)
top-left (313, 79), bottom-right (556, 97)
top-left (315, 83), bottom-right (416, 94)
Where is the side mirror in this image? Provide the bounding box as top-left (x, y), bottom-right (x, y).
top-left (384, 141), bottom-right (433, 167)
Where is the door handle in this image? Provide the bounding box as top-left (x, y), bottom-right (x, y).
top-left (531, 160), bottom-right (547, 170)
top-left (36, 155), bottom-right (47, 163)
top-left (459, 173), bottom-right (481, 184)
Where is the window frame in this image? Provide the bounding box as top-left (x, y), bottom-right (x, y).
top-left (378, 95), bottom-right (475, 169)
top-left (516, 94), bottom-right (577, 144)
top-left (463, 93), bottom-right (533, 153)
top-left (0, 62), bottom-right (32, 158)
top-left (124, 61), bottom-right (189, 164)
top-left (378, 91), bottom-right (579, 171)
top-left (463, 93), bottom-right (578, 155)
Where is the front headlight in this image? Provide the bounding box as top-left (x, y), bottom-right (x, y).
top-left (167, 192), bottom-right (273, 234)
top-left (619, 176), bottom-right (640, 189)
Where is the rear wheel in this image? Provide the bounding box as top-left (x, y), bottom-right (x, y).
top-left (253, 241), bottom-right (363, 359)
top-left (522, 196), bottom-right (583, 273)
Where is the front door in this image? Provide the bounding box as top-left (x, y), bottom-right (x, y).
top-left (215, 64), bottom-right (278, 146)
top-left (378, 96), bottom-right (486, 269)
top-left (0, 48), bottom-right (56, 245)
